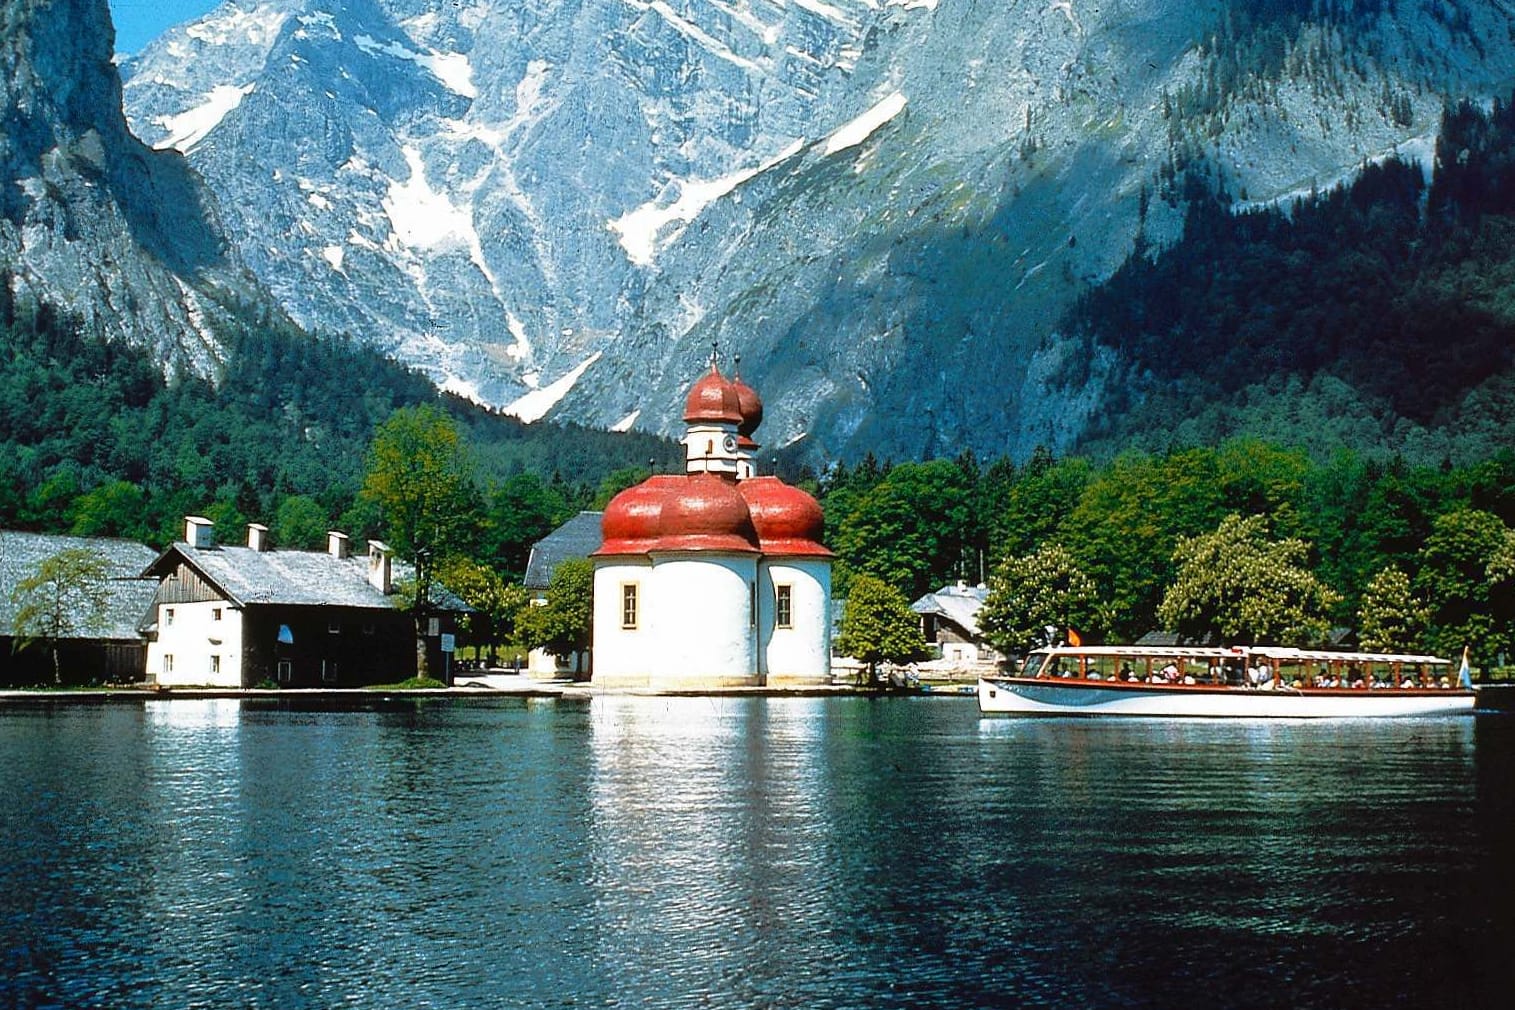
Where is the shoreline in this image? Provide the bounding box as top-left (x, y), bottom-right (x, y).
top-left (0, 681), bottom-right (962, 704)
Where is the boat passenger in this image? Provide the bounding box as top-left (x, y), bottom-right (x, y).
top-left (1119, 662), bottom-right (1135, 682)
top-left (1159, 661), bottom-right (1179, 682)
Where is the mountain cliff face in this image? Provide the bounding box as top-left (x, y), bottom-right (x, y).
top-left (119, 0), bottom-right (1515, 462)
top-left (0, 0), bottom-right (256, 372)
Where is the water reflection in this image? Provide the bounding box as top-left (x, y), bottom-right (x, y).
top-left (0, 701), bottom-right (1509, 1008)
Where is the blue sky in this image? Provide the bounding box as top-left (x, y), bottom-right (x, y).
top-left (109, 1), bottom-right (221, 55)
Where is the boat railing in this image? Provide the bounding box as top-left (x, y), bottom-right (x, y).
top-left (1006, 645), bottom-right (1462, 691)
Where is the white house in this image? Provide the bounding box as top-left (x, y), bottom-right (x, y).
top-left (143, 517), bottom-right (463, 688)
top-left (910, 581), bottom-right (1001, 667)
top-left (590, 360), bottom-right (833, 689)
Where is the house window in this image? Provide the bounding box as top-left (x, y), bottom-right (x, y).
top-left (164, 607), bottom-right (175, 627)
top-left (621, 584), bottom-right (638, 629)
top-left (163, 654), bottom-right (174, 674)
top-left (775, 585), bottom-right (793, 629)
top-left (277, 660), bottom-right (292, 683)
top-left (322, 659), bottom-right (338, 683)
top-left (363, 621), bottom-right (376, 636)
top-left (209, 655), bottom-right (220, 676)
top-left (328, 620), bottom-right (341, 634)
top-left (212, 607), bottom-right (222, 622)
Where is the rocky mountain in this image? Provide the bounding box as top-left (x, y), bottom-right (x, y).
top-left (119, 0), bottom-right (1515, 463)
top-left (0, 0), bottom-right (260, 374)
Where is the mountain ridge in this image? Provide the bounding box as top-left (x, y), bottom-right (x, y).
top-left (97, 1), bottom-right (1515, 461)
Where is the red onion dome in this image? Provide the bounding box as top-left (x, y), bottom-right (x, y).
top-left (683, 364), bottom-right (743, 425)
top-left (738, 476), bottom-right (833, 557)
top-left (730, 373), bottom-right (764, 437)
top-left (594, 476), bottom-right (683, 556)
top-left (651, 473), bottom-right (760, 553)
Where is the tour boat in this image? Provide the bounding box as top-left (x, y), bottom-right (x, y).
top-left (977, 644), bottom-right (1477, 717)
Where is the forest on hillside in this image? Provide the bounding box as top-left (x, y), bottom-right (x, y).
top-left (0, 287), bottom-right (679, 575)
top-left (8, 96), bottom-right (1515, 667)
top-left (1066, 97), bottom-right (1515, 463)
top-left (818, 443), bottom-right (1515, 668)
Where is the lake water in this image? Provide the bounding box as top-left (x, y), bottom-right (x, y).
top-left (1, 697), bottom-right (1511, 1009)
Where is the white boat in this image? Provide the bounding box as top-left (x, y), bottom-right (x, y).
top-left (977, 644), bottom-right (1477, 717)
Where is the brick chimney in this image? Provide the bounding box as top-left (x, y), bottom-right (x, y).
top-left (367, 540), bottom-right (393, 595)
top-left (247, 523), bottom-right (269, 552)
top-left (327, 531), bottom-right (349, 559)
top-left (185, 516), bottom-right (214, 549)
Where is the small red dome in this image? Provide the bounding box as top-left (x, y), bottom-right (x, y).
top-left (738, 476), bottom-right (833, 557)
top-left (653, 473), bottom-right (760, 553)
top-left (683, 364), bottom-right (743, 425)
top-left (596, 476), bottom-right (683, 555)
top-left (730, 373), bottom-right (764, 437)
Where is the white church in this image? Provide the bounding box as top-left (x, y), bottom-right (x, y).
top-left (590, 360), bottom-right (833, 689)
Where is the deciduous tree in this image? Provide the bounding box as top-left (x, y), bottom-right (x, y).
top-left (979, 543), bottom-right (1106, 657)
top-left (1357, 565), bottom-right (1427, 653)
top-left (9, 548), bottom-right (112, 685)
top-left (834, 573), bottom-right (927, 685)
top-left (518, 558), bottom-right (593, 675)
top-left (359, 405), bottom-right (481, 565)
top-left (1414, 508), bottom-right (1515, 664)
top-left (1158, 513), bottom-right (1339, 645)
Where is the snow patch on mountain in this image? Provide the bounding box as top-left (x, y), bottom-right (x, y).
top-left (639, 1), bottom-right (765, 74)
top-left (382, 147), bottom-right (476, 250)
top-left (353, 33), bottom-right (477, 98)
top-left (610, 139), bottom-right (804, 266)
top-left (506, 352), bottom-right (605, 423)
top-left (154, 83), bottom-right (255, 152)
top-left (823, 91), bottom-right (906, 156)
top-left (185, 6), bottom-right (289, 49)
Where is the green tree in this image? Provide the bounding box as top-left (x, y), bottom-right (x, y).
top-left (9, 548), bottom-right (112, 684)
top-left (359, 405), bottom-right (483, 676)
top-left (1058, 449), bottom-right (1224, 638)
top-left (518, 558), bottom-right (593, 675)
top-left (484, 473), bottom-right (572, 579)
top-left (272, 494), bottom-right (331, 550)
top-left (990, 451), bottom-right (1091, 562)
top-left (1414, 508), bottom-right (1514, 664)
top-left (978, 543), bottom-right (1105, 657)
top-left (1158, 513), bottom-right (1340, 645)
top-left (70, 481), bottom-right (147, 539)
top-left (834, 459), bottom-right (974, 600)
top-left (359, 405), bottom-right (481, 564)
top-left (834, 573), bottom-right (927, 685)
top-left (435, 555), bottom-right (529, 665)
top-left (1357, 565), bottom-right (1428, 653)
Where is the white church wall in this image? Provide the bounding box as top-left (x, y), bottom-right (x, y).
top-left (762, 559), bottom-right (833, 686)
top-left (591, 558), bottom-right (653, 686)
top-left (646, 553), bottom-right (759, 688)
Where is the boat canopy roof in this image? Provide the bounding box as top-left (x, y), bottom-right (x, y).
top-left (1028, 644), bottom-right (1449, 666)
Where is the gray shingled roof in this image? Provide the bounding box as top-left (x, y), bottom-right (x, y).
top-left (147, 542), bottom-right (473, 613)
top-left (910, 583), bottom-right (989, 638)
top-left (0, 530), bottom-right (159, 641)
top-left (524, 511), bottom-right (604, 589)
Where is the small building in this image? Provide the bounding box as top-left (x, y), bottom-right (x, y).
top-left (0, 529), bottom-right (159, 685)
top-left (590, 359), bottom-right (833, 689)
top-left (910, 581), bottom-right (1001, 666)
top-left (521, 510), bottom-right (603, 678)
top-left (142, 517), bottom-right (461, 688)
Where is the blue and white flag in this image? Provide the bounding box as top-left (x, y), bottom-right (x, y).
top-left (1459, 646), bottom-right (1473, 689)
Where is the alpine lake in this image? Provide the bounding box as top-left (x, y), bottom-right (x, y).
top-left (2, 694), bottom-right (1511, 1009)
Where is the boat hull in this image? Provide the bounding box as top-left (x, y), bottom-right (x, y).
top-left (977, 677), bottom-right (1476, 718)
